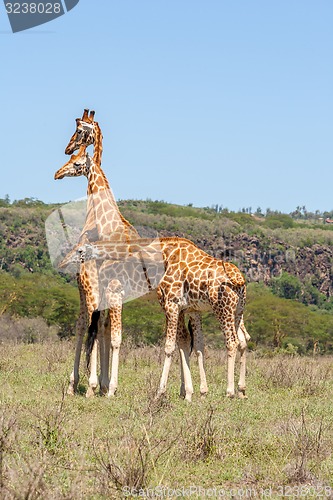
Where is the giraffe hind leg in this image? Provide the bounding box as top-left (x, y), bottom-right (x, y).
top-left (236, 290), bottom-right (247, 398)
top-left (85, 310), bottom-right (100, 398)
top-left (212, 286), bottom-right (241, 398)
top-left (99, 312), bottom-right (110, 395)
top-left (156, 302), bottom-right (185, 399)
top-left (189, 313), bottom-right (208, 397)
top-left (237, 318), bottom-right (248, 399)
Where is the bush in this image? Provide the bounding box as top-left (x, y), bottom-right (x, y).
top-left (271, 272), bottom-right (302, 300)
top-left (0, 315), bottom-right (58, 343)
top-left (0, 272), bottom-right (79, 339)
top-left (245, 283), bottom-right (333, 353)
top-left (265, 214), bottom-right (294, 229)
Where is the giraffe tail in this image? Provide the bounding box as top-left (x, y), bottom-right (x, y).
top-left (86, 310), bottom-right (100, 369)
top-left (187, 319), bottom-right (194, 355)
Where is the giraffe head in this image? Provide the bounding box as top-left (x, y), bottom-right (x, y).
top-left (58, 242), bottom-right (103, 269)
top-left (54, 145), bottom-right (92, 180)
top-left (65, 109), bottom-right (97, 155)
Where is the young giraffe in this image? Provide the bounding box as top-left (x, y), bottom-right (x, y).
top-left (56, 110), bottom-right (139, 397)
top-left (60, 236), bottom-right (248, 400)
top-left (56, 110), bottom-right (196, 398)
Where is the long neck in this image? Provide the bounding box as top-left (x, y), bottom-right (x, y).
top-left (82, 128), bottom-right (138, 241)
top-left (92, 122), bottom-right (103, 166)
top-left (86, 123), bottom-right (108, 196)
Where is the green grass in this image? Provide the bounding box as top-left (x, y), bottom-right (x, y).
top-left (1, 342), bottom-right (333, 498)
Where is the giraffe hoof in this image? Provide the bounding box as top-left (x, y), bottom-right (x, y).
top-left (154, 390), bottom-right (165, 401)
top-left (200, 391), bottom-right (208, 398)
top-left (107, 388), bottom-right (117, 397)
top-left (226, 392), bottom-right (235, 399)
top-left (86, 387), bottom-right (96, 398)
top-left (179, 387), bottom-right (186, 399)
top-left (184, 394), bottom-right (192, 403)
top-left (67, 385), bottom-right (75, 396)
top-left (238, 389), bottom-right (248, 399)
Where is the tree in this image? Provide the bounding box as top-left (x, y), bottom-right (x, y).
top-left (0, 195), bottom-right (10, 207)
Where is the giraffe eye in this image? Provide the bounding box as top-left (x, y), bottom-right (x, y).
top-left (74, 162), bottom-right (81, 168)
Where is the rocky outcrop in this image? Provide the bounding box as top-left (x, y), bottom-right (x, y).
top-left (160, 230), bottom-right (333, 298)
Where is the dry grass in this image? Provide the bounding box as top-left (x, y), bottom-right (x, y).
top-left (0, 341), bottom-right (333, 497)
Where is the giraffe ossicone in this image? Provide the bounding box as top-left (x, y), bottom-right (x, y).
top-left (65, 109), bottom-right (96, 155)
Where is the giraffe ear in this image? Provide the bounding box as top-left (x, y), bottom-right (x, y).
top-left (82, 109), bottom-right (89, 120)
top-left (89, 110), bottom-right (95, 121)
top-left (76, 118), bottom-right (81, 125)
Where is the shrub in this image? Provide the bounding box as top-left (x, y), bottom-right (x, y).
top-left (265, 214), bottom-right (294, 229)
top-left (271, 272), bottom-right (302, 300)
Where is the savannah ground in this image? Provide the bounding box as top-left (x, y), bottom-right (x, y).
top-left (0, 341), bottom-right (333, 499)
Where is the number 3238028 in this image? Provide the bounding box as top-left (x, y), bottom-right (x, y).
top-left (5, 3), bottom-right (62, 14)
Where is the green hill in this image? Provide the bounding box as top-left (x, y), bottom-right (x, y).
top-left (0, 196), bottom-right (333, 353)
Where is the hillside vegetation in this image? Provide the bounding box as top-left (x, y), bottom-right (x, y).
top-left (0, 196), bottom-right (333, 354)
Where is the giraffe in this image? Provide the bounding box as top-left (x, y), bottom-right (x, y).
top-left (55, 110), bottom-right (139, 397)
top-left (56, 110), bottom-right (196, 398)
top-left (60, 237), bottom-right (248, 400)
top-left (58, 109), bottom-right (250, 400)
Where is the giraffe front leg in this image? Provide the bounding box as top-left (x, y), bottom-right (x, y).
top-left (68, 332), bottom-right (83, 395)
top-left (107, 303), bottom-right (122, 397)
top-left (86, 337), bottom-right (99, 398)
top-left (190, 313), bottom-right (208, 397)
top-left (179, 355), bottom-right (186, 399)
top-left (68, 307), bottom-right (86, 395)
top-left (85, 309), bottom-right (101, 398)
top-left (177, 311), bottom-right (193, 402)
top-left (156, 302), bottom-right (179, 400)
top-left (156, 352), bottom-right (173, 400)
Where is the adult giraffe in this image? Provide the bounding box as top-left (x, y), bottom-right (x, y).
top-left (56, 110), bottom-right (196, 398)
top-left (56, 110), bottom-right (138, 396)
top-left (59, 109), bottom-right (249, 400)
top-left (60, 236), bottom-right (248, 399)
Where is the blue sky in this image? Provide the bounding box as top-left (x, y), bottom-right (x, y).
top-left (0, 0), bottom-right (332, 213)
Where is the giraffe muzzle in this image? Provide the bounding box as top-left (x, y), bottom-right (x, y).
top-left (54, 170), bottom-right (65, 180)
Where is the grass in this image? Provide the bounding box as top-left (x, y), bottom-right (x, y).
top-left (0, 341), bottom-right (333, 498)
